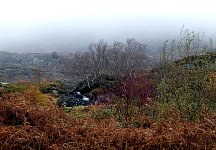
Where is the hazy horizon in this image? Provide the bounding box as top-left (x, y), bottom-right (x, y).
top-left (0, 0), bottom-right (215, 53)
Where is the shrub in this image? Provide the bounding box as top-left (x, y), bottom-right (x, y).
top-left (105, 73), bottom-right (156, 127)
top-left (25, 85), bottom-right (54, 106)
top-left (3, 83), bottom-right (28, 94)
top-left (112, 74), bottom-right (156, 106)
top-left (155, 64), bottom-right (215, 121)
top-left (92, 108), bottom-right (114, 119)
top-left (1, 90), bottom-right (216, 149)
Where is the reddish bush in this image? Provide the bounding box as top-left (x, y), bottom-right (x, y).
top-left (111, 74), bottom-right (156, 106)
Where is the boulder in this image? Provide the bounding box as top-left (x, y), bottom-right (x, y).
top-left (57, 89), bottom-right (94, 107)
top-left (61, 79), bottom-right (79, 90)
top-left (52, 90), bottom-right (58, 96)
top-left (59, 94), bottom-right (91, 107)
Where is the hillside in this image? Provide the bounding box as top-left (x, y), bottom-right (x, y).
top-left (0, 51), bottom-right (64, 82)
top-left (1, 52), bottom-right (216, 149)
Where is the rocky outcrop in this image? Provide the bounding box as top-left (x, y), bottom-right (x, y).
top-left (40, 75), bottom-right (116, 107)
top-left (40, 83), bottom-right (92, 107)
top-left (61, 79), bottom-right (79, 90)
top-left (59, 91), bottom-right (91, 107)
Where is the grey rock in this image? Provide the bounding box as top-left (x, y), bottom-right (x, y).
top-left (52, 90), bottom-right (58, 96)
top-left (61, 79), bottom-right (78, 90)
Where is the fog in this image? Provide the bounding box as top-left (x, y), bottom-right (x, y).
top-left (0, 0), bottom-right (215, 53)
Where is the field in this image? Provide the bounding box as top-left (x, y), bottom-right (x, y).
top-left (1, 52), bottom-right (216, 149)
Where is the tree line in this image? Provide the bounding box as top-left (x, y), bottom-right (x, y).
top-left (60, 38), bottom-right (149, 81)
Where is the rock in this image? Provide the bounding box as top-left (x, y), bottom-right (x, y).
top-left (0, 82), bottom-right (9, 85)
top-left (82, 97), bottom-right (89, 101)
top-left (0, 82), bottom-right (9, 87)
top-left (50, 87), bottom-right (58, 91)
top-left (66, 97), bottom-right (90, 106)
top-left (59, 95), bottom-right (91, 107)
top-left (57, 75), bottom-right (116, 107)
top-left (58, 89), bottom-right (93, 107)
top-left (52, 90), bottom-right (58, 96)
top-left (61, 79), bottom-right (80, 90)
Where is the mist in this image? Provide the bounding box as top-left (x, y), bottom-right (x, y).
top-left (0, 0), bottom-right (215, 53)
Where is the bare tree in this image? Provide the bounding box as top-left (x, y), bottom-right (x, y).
top-left (88, 39), bottom-right (108, 77)
top-left (177, 26), bottom-right (205, 58)
top-left (60, 38), bottom-right (148, 83)
top-left (124, 38), bottom-right (147, 75)
top-left (107, 42), bottom-right (125, 76)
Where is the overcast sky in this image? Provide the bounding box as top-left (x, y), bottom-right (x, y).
top-left (0, 0), bottom-right (215, 52)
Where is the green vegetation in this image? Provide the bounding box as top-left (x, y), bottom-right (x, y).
top-left (4, 83), bottom-right (28, 93)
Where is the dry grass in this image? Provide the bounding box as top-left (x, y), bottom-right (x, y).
top-left (0, 91), bottom-right (216, 150)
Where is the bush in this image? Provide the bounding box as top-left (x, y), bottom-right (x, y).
top-left (4, 83), bottom-right (28, 93)
top-left (92, 108), bottom-right (114, 119)
top-left (1, 89), bottom-right (216, 149)
top-left (155, 64), bottom-right (216, 121)
top-left (25, 85), bottom-right (54, 106)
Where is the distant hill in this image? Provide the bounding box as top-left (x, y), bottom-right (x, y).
top-left (0, 51), bottom-right (64, 82)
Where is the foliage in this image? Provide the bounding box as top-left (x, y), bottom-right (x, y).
top-left (51, 51), bottom-right (59, 59)
top-left (155, 52), bottom-right (216, 121)
top-left (25, 85), bottom-right (54, 106)
top-left (1, 92), bottom-right (216, 149)
top-left (174, 52), bottom-right (216, 69)
top-left (112, 74), bottom-right (156, 105)
top-left (1, 31), bottom-right (216, 149)
top-left (91, 73), bottom-right (156, 127)
top-left (60, 38), bottom-right (148, 81)
top-left (91, 107), bottom-right (114, 119)
top-left (4, 83), bottom-right (28, 93)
